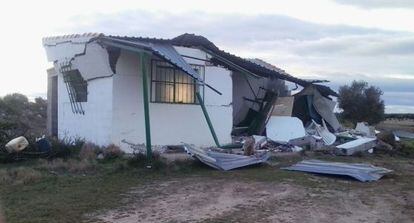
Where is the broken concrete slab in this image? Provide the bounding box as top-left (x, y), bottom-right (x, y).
top-left (282, 159), bottom-right (392, 182)
top-left (183, 144), bottom-right (270, 171)
top-left (266, 116), bottom-right (306, 143)
top-left (336, 137), bottom-right (377, 155)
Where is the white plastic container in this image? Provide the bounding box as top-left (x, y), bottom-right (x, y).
top-left (5, 136), bottom-right (29, 153)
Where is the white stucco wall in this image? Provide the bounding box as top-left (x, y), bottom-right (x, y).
top-left (112, 47), bottom-right (233, 152)
top-left (46, 40), bottom-right (233, 151)
top-left (52, 42), bottom-right (114, 145)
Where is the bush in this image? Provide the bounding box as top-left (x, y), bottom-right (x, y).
top-left (338, 80), bottom-right (385, 125)
top-left (396, 140), bottom-right (414, 158)
top-left (79, 142), bottom-right (99, 160)
top-left (377, 131), bottom-right (396, 147)
top-left (102, 144), bottom-right (124, 160)
top-left (48, 137), bottom-right (84, 159)
top-left (0, 94), bottom-right (47, 147)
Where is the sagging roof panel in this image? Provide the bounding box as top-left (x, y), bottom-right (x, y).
top-left (171, 33), bottom-right (313, 86)
top-left (109, 33), bottom-right (314, 86)
top-left (100, 36), bottom-right (201, 81)
top-left (44, 33), bottom-right (336, 92)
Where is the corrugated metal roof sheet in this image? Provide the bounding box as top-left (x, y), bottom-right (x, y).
top-left (100, 36), bottom-right (201, 81)
top-left (109, 33), bottom-right (317, 86)
top-left (282, 159), bottom-right (392, 182)
top-left (183, 144), bottom-right (270, 171)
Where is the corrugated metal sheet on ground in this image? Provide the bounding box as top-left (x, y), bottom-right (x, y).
top-left (394, 130), bottom-right (414, 139)
top-left (282, 159), bottom-right (392, 182)
top-left (183, 144), bottom-right (269, 171)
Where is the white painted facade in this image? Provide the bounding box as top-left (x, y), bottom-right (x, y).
top-left (44, 36), bottom-right (234, 152)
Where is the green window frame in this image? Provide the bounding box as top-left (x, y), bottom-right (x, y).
top-left (150, 60), bottom-right (204, 104)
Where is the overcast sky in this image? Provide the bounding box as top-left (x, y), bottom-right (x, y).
top-left (1, 0), bottom-right (413, 113)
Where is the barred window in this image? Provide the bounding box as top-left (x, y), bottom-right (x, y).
top-left (62, 69), bottom-right (88, 102)
top-left (151, 60), bottom-right (204, 104)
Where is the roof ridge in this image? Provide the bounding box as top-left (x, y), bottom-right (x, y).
top-left (42, 33), bottom-right (103, 42)
top-left (107, 35), bottom-right (171, 42)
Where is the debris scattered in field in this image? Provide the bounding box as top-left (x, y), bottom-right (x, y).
top-left (36, 136), bottom-right (51, 153)
top-left (336, 137), bottom-right (377, 155)
top-left (282, 159), bottom-right (392, 182)
top-left (307, 120), bottom-right (336, 145)
top-left (355, 122), bottom-right (376, 137)
top-left (183, 143), bottom-right (269, 171)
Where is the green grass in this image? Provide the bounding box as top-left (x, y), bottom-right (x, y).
top-left (0, 153), bottom-right (413, 223)
top-left (0, 158), bottom-right (172, 223)
top-left (0, 155), bottom-right (318, 223)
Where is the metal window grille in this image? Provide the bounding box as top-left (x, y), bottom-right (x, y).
top-left (59, 61), bottom-right (87, 115)
top-left (151, 60), bottom-right (204, 104)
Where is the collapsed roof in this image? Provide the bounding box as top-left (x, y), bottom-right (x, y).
top-left (43, 33), bottom-right (337, 96)
top-left (104, 34), bottom-right (328, 87)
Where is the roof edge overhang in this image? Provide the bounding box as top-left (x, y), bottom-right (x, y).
top-left (99, 36), bottom-right (223, 95)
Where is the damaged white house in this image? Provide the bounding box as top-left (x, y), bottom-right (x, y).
top-left (43, 33), bottom-right (338, 152)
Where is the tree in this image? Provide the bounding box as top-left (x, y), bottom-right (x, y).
top-left (0, 93), bottom-right (47, 145)
top-left (338, 80), bottom-right (385, 125)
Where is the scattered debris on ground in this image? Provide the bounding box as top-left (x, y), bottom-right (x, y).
top-left (183, 143), bottom-right (269, 171)
top-left (5, 136), bottom-right (29, 153)
top-left (282, 159), bottom-right (392, 182)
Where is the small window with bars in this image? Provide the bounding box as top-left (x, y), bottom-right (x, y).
top-left (62, 69), bottom-right (88, 102)
top-left (151, 60), bottom-right (204, 104)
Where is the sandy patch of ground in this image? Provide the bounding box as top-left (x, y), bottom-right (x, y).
top-left (92, 176), bottom-right (414, 223)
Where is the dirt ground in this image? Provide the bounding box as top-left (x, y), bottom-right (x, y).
top-left (91, 156), bottom-right (414, 223)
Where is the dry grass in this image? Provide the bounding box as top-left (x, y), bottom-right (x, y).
top-left (0, 167), bottom-right (42, 185)
top-left (103, 144), bottom-right (124, 159)
top-left (79, 142), bottom-right (99, 160)
top-left (36, 158), bottom-right (97, 174)
top-left (377, 119), bottom-right (414, 132)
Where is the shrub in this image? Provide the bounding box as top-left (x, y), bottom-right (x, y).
top-left (102, 144), bottom-right (124, 160)
top-left (377, 131), bottom-right (396, 147)
top-left (48, 137), bottom-right (84, 159)
top-left (396, 140), bottom-right (414, 158)
top-left (79, 142), bottom-right (99, 160)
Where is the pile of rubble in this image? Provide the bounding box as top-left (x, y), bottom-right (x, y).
top-left (253, 119), bottom-right (383, 156)
top-left (180, 85), bottom-right (405, 182)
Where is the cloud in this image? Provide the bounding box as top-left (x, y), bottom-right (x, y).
top-left (288, 35), bottom-right (414, 56)
top-left (62, 10), bottom-right (414, 111)
top-left (334, 0), bottom-right (414, 9)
